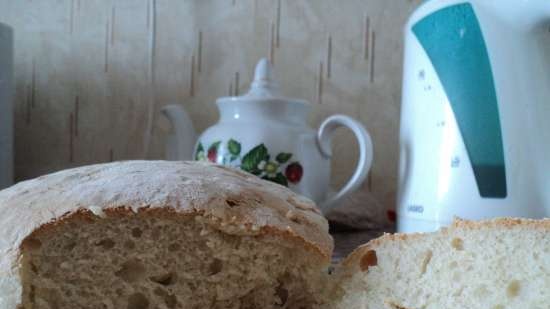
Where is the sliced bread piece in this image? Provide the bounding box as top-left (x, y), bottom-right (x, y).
top-left (332, 218), bottom-right (550, 309)
top-left (0, 161), bottom-right (333, 309)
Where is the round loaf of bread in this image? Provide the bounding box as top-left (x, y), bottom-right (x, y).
top-left (0, 161), bottom-right (333, 309)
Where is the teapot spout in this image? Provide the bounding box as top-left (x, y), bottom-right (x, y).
top-left (160, 104), bottom-right (197, 161)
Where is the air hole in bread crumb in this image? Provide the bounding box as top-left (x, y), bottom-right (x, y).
top-left (124, 240), bottom-right (136, 250)
top-left (451, 237), bottom-right (464, 250)
top-left (24, 238), bottom-right (42, 251)
top-left (225, 199), bottom-right (239, 207)
top-left (360, 250), bottom-right (378, 271)
top-left (29, 285), bottom-right (35, 302)
top-left (131, 227), bottom-right (143, 238)
top-left (168, 243), bottom-right (180, 251)
top-left (127, 292), bottom-right (149, 309)
top-left (152, 286), bottom-right (177, 308)
top-left (115, 260), bottom-right (146, 282)
top-left (63, 240), bottom-right (77, 251)
top-left (149, 272), bottom-right (176, 285)
top-left (386, 301), bottom-right (408, 309)
top-left (30, 261), bottom-right (38, 273)
top-left (208, 258), bottom-right (223, 275)
top-left (164, 294), bottom-right (177, 308)
top-left (102, 300), bottom-right (114, 309)
top-left (95, 238), bottom-right (115, 249)
top-left (507, 280), bottom-right (520, 298)
top-left (420, 250), bottom-right (432, 274)
top-left (275, 285), bottom-right (289, 306)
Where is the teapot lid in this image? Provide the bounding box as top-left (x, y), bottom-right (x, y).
top-left (218, 58), bottom-right (308, 105)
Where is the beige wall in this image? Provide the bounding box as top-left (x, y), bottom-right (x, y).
top-left (0, 0), bottom-right (422, 212)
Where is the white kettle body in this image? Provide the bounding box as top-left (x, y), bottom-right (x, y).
top-left (398, 0), bottom-right (550, 232)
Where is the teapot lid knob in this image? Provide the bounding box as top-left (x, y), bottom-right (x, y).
top-left (246, 58), bottom-right (281, 98)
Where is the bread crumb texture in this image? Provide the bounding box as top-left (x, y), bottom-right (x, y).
top-left (19, 211), bottom-right (330, 309)
top-left (333, 218), bottom-right (550, 309)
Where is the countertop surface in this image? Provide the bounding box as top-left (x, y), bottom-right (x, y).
top-left (330, 228), bottom-right (389, 264)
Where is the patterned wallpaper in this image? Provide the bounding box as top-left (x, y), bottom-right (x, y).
top-left (0, 0), bottom-right (422, 215)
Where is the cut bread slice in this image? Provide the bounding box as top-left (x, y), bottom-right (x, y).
top-left (331, 218), bottom-right (550, 309)
top-left (0, 161), bottom-right (333, 309)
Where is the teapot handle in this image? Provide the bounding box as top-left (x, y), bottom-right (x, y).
top-left (316, 115), bottom-right (373, 213)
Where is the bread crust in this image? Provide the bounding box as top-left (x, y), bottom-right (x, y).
top-left (0, 161), bottom-right (333, 308)
top-left (341, 217), bottom-right (550, 270)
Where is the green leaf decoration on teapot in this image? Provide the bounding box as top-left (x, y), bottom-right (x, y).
top-left (195, 139), bottom-right (303, 187)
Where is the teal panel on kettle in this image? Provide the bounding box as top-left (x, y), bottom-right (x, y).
top-left (413, 3), bottom-right (507, 198)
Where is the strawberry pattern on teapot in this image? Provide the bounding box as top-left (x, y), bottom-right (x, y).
top-left (195, 139), bottom-right (303, 187)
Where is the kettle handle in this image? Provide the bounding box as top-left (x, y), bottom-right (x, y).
top-left (316, 115), bottom-right (373, 212)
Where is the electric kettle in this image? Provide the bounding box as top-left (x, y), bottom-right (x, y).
top-left (162, 59), bottom-right (373, 213)
top-left (398, 0), bottom-right (550, 232)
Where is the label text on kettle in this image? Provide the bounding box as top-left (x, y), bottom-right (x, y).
top-left (451, 156), bottom-right (460, 168)
top-left (407, 204), bottom-right (424, 214)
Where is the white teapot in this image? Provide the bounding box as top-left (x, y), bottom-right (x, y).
top-left (161, 59), bottom-right (373, 213)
